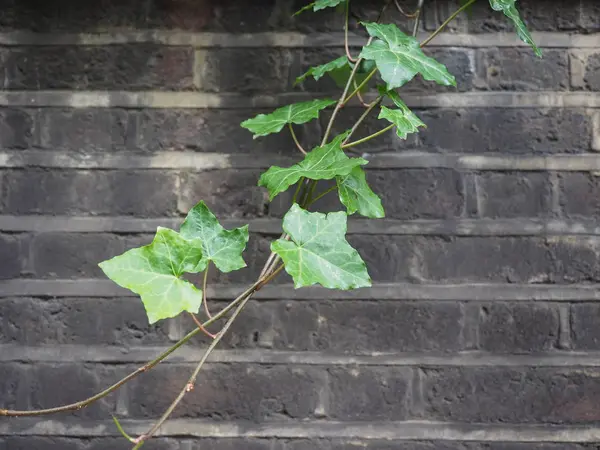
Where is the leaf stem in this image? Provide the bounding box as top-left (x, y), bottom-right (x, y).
top-left (308, 185), bottom-right (338, 206)
top-left (342, 67), bottom-right (377, 107)
top-left (342, 124), bottom-right (395, 149)
top-left (202, 264), bottom-right (212, 319)
top-left (420, 0), bottom-right (477, 47)
top-left (342, 96), bottom-right (383, 145)
top-left (344, 0), bottom-right (357, 63)
top-left (412, 0), bottom-right (424, 37)
top-left (288, 123), bottom-right (307, 155)
top-left (188, 312), bottom-right (216, 340)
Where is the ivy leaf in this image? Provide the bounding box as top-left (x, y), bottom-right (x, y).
top-left (259, 133), bottom-right (367, 200)
top-left (294, 0), bottom-right (346, 15)
top-left (359, 22), bottom-right (456, 89)
top-left (99, 227), bottom-right (204, 324)
top-left (295, 56), bottom-right (349, 85)
top-left (377, 88), bottom-right (426, 139)
top-left (272, 204), bottom-right (371, 289)
top-left (489, 0), bottom-right (541, 57)
top-left (180, 201), bottom-right (249, 273)
top-left (241, 98), bottom-right (336, 139)
top-left (337, 166), bottom-right (385, 219)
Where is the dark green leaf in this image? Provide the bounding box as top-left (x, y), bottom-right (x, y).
top-left (180, 201), bottom-right (249, 273)
top-left (359, 22), bottom-right (456, 89)
top-left (259, 132), bottom-right (367, 200)
top-left (295, 56), bottom-right (349, 85)
top-left (294, 0), bottom-right (346, 15)
top-left (377, 88), bottom-right (426, 139)
top-left (337, 166), bottom-right (385, 218)
top-left (489, 0), bottom-right (541, 57)
top-left (99, 227), bottom-right (204, 324)
top-left (241, 98), bottom-right (336, 138)
top-left (271, 204), bottom-right (371, 289)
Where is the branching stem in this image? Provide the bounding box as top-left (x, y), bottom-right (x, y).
top-left (342, 124), bottom-right (395, 149)
top-left (288, 123), bottom-right (307, 154)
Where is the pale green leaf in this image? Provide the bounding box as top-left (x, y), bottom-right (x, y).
top-left (489, 0), bottom-right (541, 57)
top-left (241, 98), bottom-right (336, 138)
top-left (259, 133), bottom-right (367, 200)
top-left (294, 0), bottom-right (346, 15)
top-left (180, 201), bottom-right (249, 273)
top-left (377, 88), bottom-right (426, 139)
top-left (295, 56), bottom-right (349, 85)
top-left (99, 227), bottom-right (204, 324)
top-left (337, 166), bottom-right (384, 218)
top-left (272, 204), bottom-right (371, 289)
top-left (359, 22), bottom-right (456, 89)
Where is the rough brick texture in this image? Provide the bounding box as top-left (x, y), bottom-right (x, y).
top-left (1, 0), bottom-right (599, 449)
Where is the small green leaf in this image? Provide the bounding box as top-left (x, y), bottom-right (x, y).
top-left (272, 204), bottom-right (371, 289)
top-left (295, 56), bottom-right (349, 85)
top-left (328, 59), bottom-right (376, 92)
top-left (337, 166), bottom-right (385, 218)
top-left (180, 201), bottom-right (249, 273)
top-left (359, 22), bottom-right (456, 89)
top-left (241, 98), bottom-right (336, 139)
top-left (489, 0), bottom-right (541, 57)
top-left (259, 133), bottom-right (367, 201)
top-left (99, 227), bottom-right (204, 324)
top-left (377, 88), bottom-right (426, 139)
top-left (294, 0), bottom-right (346, 15)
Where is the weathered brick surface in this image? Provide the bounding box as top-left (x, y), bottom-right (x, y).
top-left (0, 108), bottom-right (37, 149)
top-left (559, 173), bottom-right (600, 218)
top-left (0, 233), bottom-right (27, 279)
top-left (422, 368), bottom-right (600, 423)
top-left (2, 46), bottom-right (194, 90)
top-left (571, 304), bottom-right (600, 350)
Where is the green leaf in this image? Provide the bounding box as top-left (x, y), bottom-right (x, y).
top-left (259, 133), bottom-right (367, 201)
top-left (377, 88), bottom-right (426, 139)
top-left (99, 227), bottom-right (204, 324)
top-left (180, 201), bottom-right (249, 273)
top-left (295, 56), bottom-right (349, 85)
top-left (359, 22), bottom-right (456, 89)
top-left (241, 98), bottom-right (336, 139)
top-left (294, 0), bottom-right (346, 15)
top-left (271, 204), bottom-right (371, 289)
top-left (337, 166), bottom-right (385, 219)
top-left (328, 59), bottom-right (376, 92)
top-left (489, 0), bottom-right (541, 57)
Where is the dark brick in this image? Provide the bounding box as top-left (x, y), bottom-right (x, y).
top-left (127, 363), bottom-right (322, 420)
top-left (196, 48), bottom-right (293, 94)
top-left (548, 236), bottom-right (600, 283)
top-left (0, 297), bottom-right (171, 345)
top-left (3, 169), bottom-right (178, 216)
top-left (477, 48), bottom-right (568, 91)
top-left (3, 46), bottom-right (194, 90)
top-left (348, 235), bottom-right (417, 282)
top-left (477, 303), bottom-right (560, 352)
top-left (40, 108), bottom-right (132, 151)
top-left (0, 108), bottom-right (36, 149)
top-left (478, 172), bottom-right (552, 218)
top-left (328, 367), bottom-right (411, 420)
top-left (135, 109), bottom-right (311, 155)
top-left (422, 367), bottom-right (600, 423)
top-left (560, 173), bottom-right (600, 218)
top-left (290, 443), bottom-right (587, 450)
top-left (571, 51), bottom-right (600, 91)
top-left (31, 233), bottom-right (125, 278)
top-left (418, 108), bottom-right (591, 154)
top-left (0, 233), bottom-right (27, 279)
top-left (571, 303), bottom-right (600, 350)
top-left (179, 170), bottom-right (268, 218)
top-left (0, 363), bottom-right (29, 411)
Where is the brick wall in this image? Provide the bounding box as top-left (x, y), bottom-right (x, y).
top-left (1, 0), bottom-right (600, 448)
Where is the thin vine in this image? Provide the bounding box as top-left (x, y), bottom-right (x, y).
top-left (0, 0), bottom-right (541, 448)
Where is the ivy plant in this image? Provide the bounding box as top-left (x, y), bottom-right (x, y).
top-left (0, 0), bottom-right (541, 448)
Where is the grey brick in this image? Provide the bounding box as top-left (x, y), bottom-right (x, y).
top-left (127, 363), bottom-right (323, 420)
top-left (40, 108), bottom-right (133, 151)
top-left (0, 108), bottom-right (36, 149)
top-left (560, 173), bottom-right (600, 218)
top-left (477, 48), bottom-right (568, 91)
top-left (178, 170), bottom-right (268, 218)
top-left (477, 303), bottom-right (560, 352)
top-left (135, 109), bottom-right (308, 155)
top-left (0, 363), bottom-right (29, 411)
top-left (3, 46), bottom-right (194, 90)
top-left (196, 48), bottom-right (293, 94)
top-left (572, 51), bottom-right (600, 91)
top-left (31, 233), bottom-right (125, 278)
top-left (571, 303), bottom-right (600, 350)
top-left (478, 172), bottom-right (552, 218)
top-left (422, 367), bottom-right (600, 423)
top-left (0, 233), bottom-right (27, 279)
top-left (418, 108), bottom-right (591, 154)
top-left (348, 235), bottom-right (417, 282)
top-left (0, 297), bottom-right (170, 345)
top-left (328, 367), bottom-right (411, 420)
top-left (290, 443), bottom-right (587, 450)
top-left (3, 169), bottom-right (178, 216)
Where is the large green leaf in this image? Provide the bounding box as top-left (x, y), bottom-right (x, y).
top-left (259, 133), bottom-right (367, 200)
top-left (359, 22), bottom-right (456, 89)
top-left (294, 0), bottom-right (346, 15)
top-left (295, 56), bottom-right (349, 85)
top-left (337, 166), bottom-right (384, 218)
top-left (99, 227), bottom-right (204, 324)
top-left (241, 98), bottom-right (336, 139)
top-left (271, 204), bottom-right (371, 289)
top-left (378, 88), bottom-right (426, 139)
top-left (180, 201), bottom-right (249, 273)
top-left (489, 0), bottom-right (541, 57)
